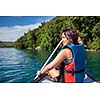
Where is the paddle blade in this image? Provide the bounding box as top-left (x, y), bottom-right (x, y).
top-left (33, 74), bottom-right (47, 83)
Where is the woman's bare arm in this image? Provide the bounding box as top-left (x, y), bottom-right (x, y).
top-left (41, 48), bottom-right (72, 74)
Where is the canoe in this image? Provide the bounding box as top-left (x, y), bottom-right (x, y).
top-left (33, 72), bottom-right (100, 83)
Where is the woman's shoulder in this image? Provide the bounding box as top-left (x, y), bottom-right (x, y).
top-left (62, 45), bottom-right (72, 52)
top-left (62, 45), bottom-right (70, 49)
top-left (61, 46), bottom-right (72, 55)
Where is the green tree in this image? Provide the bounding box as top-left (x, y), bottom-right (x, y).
top-left (14, 16), bottom-right (100, 51)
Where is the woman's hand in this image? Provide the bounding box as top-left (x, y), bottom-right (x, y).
top-left (36, 70), bottom-right (42, 77)
top-left (78, 36), bottom-right (83, 44)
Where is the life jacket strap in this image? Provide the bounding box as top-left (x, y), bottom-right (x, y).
top-left (64, 68), bottom-right (85, 76)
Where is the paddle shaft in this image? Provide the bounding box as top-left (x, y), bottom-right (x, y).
top-left (41, 40), bottom-right (62, 70)
top-left (34, 40), bottom-right (63, 80)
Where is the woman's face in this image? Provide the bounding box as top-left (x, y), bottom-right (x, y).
top-left (61, 32), bottom-right (72, 45)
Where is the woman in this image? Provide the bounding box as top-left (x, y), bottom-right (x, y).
top-left (37, 27), bottom-right (86, 83)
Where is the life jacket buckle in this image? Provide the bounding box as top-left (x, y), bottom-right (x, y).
top-left (72, 69), bottom-right (74, 76)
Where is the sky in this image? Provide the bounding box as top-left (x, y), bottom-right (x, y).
top-left (0, 16), bottom-right (55, 42)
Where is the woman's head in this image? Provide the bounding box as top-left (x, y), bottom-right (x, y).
top-left (60, 27), bottom-right (78, 45)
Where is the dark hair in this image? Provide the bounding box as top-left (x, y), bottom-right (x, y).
top-left (61, 27), bottom-right (78, 44)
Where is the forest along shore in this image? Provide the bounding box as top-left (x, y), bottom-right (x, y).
top-left (0, 41), bottom-right (14, 48)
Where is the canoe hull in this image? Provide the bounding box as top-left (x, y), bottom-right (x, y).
top-left (37, 73), bottom-right (98, 83)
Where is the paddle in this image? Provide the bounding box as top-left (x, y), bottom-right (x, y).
top-left (33, 40), bottom-right (63, 82)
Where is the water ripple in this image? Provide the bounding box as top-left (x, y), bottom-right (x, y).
top-left (0, 48), bottom-right (42, 83)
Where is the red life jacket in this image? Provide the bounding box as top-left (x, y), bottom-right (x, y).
top-left (64, 59), bottom-right (75, 83)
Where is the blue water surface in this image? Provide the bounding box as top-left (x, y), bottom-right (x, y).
top-left (0, 48), bottom-right (100, 83)
top-left (0, 48), bottom-right (44, 83)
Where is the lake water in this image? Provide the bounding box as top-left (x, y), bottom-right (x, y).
top-left (0, 48), bottom-right (100, 83)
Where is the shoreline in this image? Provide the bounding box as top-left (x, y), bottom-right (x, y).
top-left (86, 49), bottom-right (100, 52)
top-left (0, 47), bottom-right (100, 52)
top-left (86, 49), bottom-right (96, 52)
